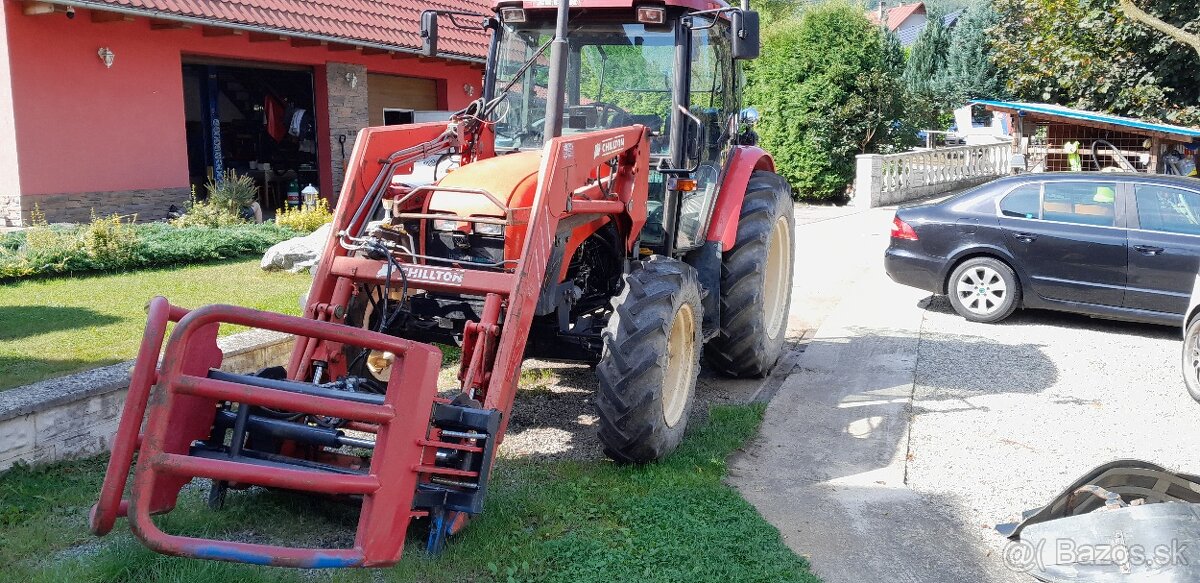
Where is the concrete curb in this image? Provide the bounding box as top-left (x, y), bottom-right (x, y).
top-left (0, 329), bottom-right (294, 471)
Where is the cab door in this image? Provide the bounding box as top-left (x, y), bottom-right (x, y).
top-left (1124, 182), bottom-right (1200, 317)
top-left (998, 180), bottom-right (1128, 306)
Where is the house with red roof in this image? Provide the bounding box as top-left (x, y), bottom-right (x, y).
top-left (0, 0), bottom-right (490, 226)
top-left (867, 2), bottom-right (928, 46)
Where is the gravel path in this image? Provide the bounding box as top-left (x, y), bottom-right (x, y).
top-left (730, 201), bottom-right (1200, 582)
top-left (907, 295), bottom-right (1196, 552)
top-left (496, 355), bottom-right (783, 461)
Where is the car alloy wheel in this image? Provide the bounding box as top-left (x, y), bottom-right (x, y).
top-left (955, 265), bottom-right (1007, 316)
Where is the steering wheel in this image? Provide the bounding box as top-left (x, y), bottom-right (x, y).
top-left (586, 102), bottom-right (632, 128)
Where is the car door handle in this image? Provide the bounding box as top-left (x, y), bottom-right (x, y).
top-left (1012, 232), bottom-right (1037, 243)
top-left (1133, 244), bottom-right (1165, 256)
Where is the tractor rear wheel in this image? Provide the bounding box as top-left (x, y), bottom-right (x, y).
top-left (705, 170), bottom-right (795, 378)
top-left (596, 257), bottom-right (703, 463)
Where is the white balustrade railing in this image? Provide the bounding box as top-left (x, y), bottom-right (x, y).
top-left (854, 142), bottom-right (1011, 207)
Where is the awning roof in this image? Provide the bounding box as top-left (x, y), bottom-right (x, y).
top-left (43, 0), bottom-right (491, 62)
top-left (975, 100), bottom-right (1200, 143)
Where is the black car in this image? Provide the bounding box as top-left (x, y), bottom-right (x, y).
top-left (884, 172), bottom-right (1200, 325)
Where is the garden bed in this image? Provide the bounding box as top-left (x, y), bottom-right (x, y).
top-left (0, 221), bottom-right (299, 282)
top-left (0, 258), bottom-right (311, 391)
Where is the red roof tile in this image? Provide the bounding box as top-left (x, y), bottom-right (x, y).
top-left (866, 2), bottom-right (926, 31)
top-left (73, 0), bottom-right (491, 60)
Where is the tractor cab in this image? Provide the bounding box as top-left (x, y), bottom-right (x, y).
top-left (425, 1), bottom-right (761, 254)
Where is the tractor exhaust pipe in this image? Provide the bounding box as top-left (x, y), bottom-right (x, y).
top-left (542, 0), bottom-right (570, 143)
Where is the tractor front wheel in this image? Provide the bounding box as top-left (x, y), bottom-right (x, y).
top-left (705, 170), bottom-right (796, 378)
top-left (596, 257), bottom-right (703, 463)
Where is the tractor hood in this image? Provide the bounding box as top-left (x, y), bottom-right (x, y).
top-left (431, 151), bottom-right (543, 218)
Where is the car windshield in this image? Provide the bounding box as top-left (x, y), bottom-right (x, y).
top-left (490, 19), bottom-right (675, 155)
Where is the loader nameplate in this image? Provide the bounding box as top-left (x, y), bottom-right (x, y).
top-left (377, 264), bottom-right (466, 287)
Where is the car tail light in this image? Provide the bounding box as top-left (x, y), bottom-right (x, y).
top-left (891, 216), bottom-right (918, 240)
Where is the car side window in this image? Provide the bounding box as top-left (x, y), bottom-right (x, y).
top-left (1134, 184), bottom-right (1200, 235)
top-left (999, 184), bottom-right (1040, 219)
top-left (1041, 181), bottom-right (1117, 227)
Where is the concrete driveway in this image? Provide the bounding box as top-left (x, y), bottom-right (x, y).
top-left (733, 202), bottom-right (1198, 582)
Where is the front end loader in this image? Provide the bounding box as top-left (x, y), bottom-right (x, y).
top-left (91, 0), bottom-right (796, 568)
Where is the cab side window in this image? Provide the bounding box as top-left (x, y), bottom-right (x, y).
top-left (999, 184), bottom-right (1040, 219)
top-left (1134, 184), bottom-right (1200, 235)
top-left (1041, 182), bottom-right (1117, 227)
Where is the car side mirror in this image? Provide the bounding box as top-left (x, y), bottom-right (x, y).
top-left (420, 11), bottom-right (438, 57)
top-left (731, 10), bottom-right (760, 60)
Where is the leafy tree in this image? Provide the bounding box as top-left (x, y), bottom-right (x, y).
top-left (755, 0), bottom-right (804, 22)
top-left (1119, 0), bottom-right (1200, 57)
top-left (902, 11), bottom-right (952, 130)
top-left (990, 0), bottom-right (1200, 125)
top-left (746, 2), bottom-right (905, 199)
top-left (903, 12), bottom-right (951, 96)
top-left (936, 4), bottom-right (1006, 104)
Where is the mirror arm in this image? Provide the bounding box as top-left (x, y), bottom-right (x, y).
top-left (659, 106), bottom-right (703, 175)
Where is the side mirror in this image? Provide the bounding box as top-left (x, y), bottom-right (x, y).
top-left (420, 11), bottom-right (439, 57)
top-left (739, 107), bottom-right (759, 128)
top-left (731, 10), bottom-right (760, 60)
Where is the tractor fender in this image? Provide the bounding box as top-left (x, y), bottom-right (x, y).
top-left (705, 146), bottom-right (776, 252)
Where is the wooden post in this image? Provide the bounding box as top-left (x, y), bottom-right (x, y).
top-left (1148, 137), bottom-right (1162, 173)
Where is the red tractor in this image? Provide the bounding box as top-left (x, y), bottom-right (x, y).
top-left (90, 0), bottom-right (794, 568)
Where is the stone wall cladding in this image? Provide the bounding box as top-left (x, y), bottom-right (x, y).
top-left (20, 187), bottom-right (191, 225)
top-left (0, 330), bottom-right (293, 471)
top-left (325, 62), bottom-right (370, 200)
top-left (1, 192), bottom-right (21, 228)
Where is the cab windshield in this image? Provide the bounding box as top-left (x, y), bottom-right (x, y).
top-left (490, 20), bottom-right (676, 155)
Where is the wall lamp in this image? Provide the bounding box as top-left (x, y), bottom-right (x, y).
top-left (97, 47), bottom-right (115, 68)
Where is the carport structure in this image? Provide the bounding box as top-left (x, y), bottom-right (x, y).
top-left (977, 100), bottom-right (1200, 175)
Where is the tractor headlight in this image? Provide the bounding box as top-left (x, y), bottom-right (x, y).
top-left (474, 222), bottom-right (504, 237)
top-left (432, 219), bottom-right (461, 232)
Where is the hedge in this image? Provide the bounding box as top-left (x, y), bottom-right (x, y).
top-left (0, 222), bottom-right (297, 282)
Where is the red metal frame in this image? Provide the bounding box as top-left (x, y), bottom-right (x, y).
top-left (705, 145), bottom-right (775, 252)
top-left (92, 114), bottom-right (650, 567)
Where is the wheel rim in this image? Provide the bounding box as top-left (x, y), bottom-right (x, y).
top-left (763, 214), bottom-right (791, 340)
top-left (1188, 329), bottom-right (1200, 386)
top-left (662, 303), bottom-right (696, 428)
top-left (955, 265), bottom-right (1007, 316)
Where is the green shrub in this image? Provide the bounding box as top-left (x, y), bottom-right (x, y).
top-left (83, 211), bottom-right (139, 268)
top-left (0, 248), bottom-right (32, 279)
top-left (172, 198), bottom-right (244, 229)
top-left (274, 198), bottom-right (333, 233)
top-left (0, 222), bottom-right (296, 282)
top-left (746, 2), bottom-right (905, 200)
top-left (137, 223), bottom-right (296, 265)
top-left (0, 230), bottom-right (23, 253)
top-left (22, 207), bottom-right (84, 272)
top-left (206, 170), bottom-right (259, 214)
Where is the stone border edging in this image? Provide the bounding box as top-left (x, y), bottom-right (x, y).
top-left (0, 328), bottom-right (294, 470)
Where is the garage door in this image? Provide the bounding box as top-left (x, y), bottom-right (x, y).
top-left (367, 74), bottom-right (438, 127)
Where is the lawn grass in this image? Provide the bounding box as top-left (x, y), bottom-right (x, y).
top-left (0, 404), bottom-right (819, 583)
top-left (0, 259), bottom-right (310, 391)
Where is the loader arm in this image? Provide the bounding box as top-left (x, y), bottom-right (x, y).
top-left (90, 110), bottom-right (651, 567)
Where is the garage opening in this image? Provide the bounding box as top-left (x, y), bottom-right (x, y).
top-left (182, 61), bottom-right (321, 213)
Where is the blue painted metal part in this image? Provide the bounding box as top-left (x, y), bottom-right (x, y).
top-left (974, 99), bottom-right (1200, 142)
top-left (193, 544), bottom-right (363, 568)
top-left (194, 545), bottom-right (274, 566)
